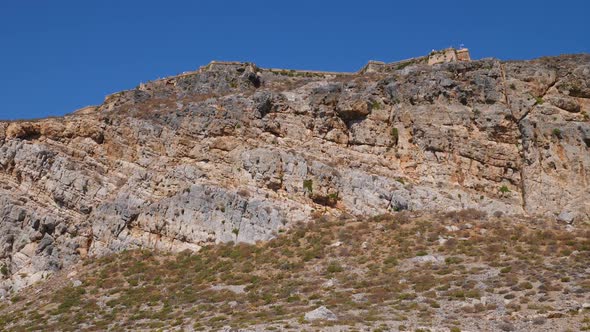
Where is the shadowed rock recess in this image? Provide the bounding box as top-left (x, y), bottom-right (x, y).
top-left (0, 54), bottom-right (589, 294)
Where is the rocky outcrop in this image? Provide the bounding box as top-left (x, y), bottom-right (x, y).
top-left (0, 55), bottom-right (589, 294)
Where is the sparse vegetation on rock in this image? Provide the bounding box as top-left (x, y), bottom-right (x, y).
top-left (0, 212), bottom-right (588, 331)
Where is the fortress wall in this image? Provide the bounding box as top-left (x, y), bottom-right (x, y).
top-left (358, 61), bottom-right (386, 74)
top-left (104, 49), bottom-right (473, 105)
top-left (457, 49), bottom-right (471, 61)
top-left (263, 68), bottom-right (354, 76)
top-left (428, 49), bottom-right (458, 65)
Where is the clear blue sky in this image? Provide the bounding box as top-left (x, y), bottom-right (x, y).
top-left (0, 0), bottom-right (588, 120)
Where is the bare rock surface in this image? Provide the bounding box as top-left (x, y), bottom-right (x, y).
top-left (0, 55), bottom-right (589, 292)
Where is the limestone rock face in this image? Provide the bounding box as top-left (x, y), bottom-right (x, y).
top-left (0, 55), bottom-right (589, 293)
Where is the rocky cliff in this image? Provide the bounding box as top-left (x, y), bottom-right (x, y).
top-left (0, 54), bottom-right (588, 294)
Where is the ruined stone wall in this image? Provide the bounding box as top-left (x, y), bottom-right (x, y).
top-left (428, 48), bottom-right (471, 65)
top-left (428, 49), bottom-right (458, 65)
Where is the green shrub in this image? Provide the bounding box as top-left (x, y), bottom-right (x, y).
top-left (445, 257), bottom-right (463, 265)
top-left (371, 100), bottom-right (382, 110)
top-left (303, 179), bottom-right (313, 193)
top-left (398, 293), bottom-right (416, 300)
top-left (55, 287), bottom-right (86, 311)
top-left (391, 128), bottom-right (399, 146)
top-left (383, 256), bottom-right (398, 267)
top-left (328, 192), bottom-right (340, 201)
top-left (10, 296), bottom-right (23, 303)
top-left (326, 261), bottom-right (343, 274)
top-left (0, 265), bottom-right (7, 276)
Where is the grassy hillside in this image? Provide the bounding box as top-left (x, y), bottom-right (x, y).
top-left (1, 211), bottom-right (589, 331)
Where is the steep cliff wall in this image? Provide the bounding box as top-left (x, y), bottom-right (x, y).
top-left (0, 54), bottom-right (588, 294)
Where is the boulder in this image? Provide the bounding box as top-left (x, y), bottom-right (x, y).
top-left (304, 306), bottom-right (338, 321)
top-left (557, 211), bottom-right (575, 224)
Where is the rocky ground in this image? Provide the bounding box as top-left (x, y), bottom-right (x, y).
top-left (0, 211), bottom-right (588, 331)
